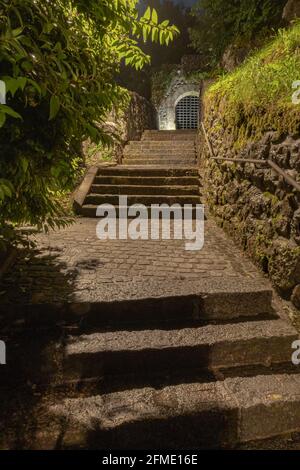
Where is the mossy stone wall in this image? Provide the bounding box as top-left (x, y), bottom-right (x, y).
top-left (200, 116), bottom-right (300, 308)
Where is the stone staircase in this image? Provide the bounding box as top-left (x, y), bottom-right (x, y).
top-left (79, 167), bottom-right (201, 217)
top-left (75, 130), bottom-right (201, 217)
top-left (2, 284), bottom-right (300, 449)
top-left (38, 288), bottom-right (300, 449)
top-left (143, 130), bottom-right (197, 141)
top-left (122, 130), bottom-right (197, 166)
top-left (4, 129), bottom-right (300, 449)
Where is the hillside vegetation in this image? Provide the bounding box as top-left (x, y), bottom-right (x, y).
top-left (205, 21), bottom-right (300, 148)
top-left (190, 0), bottom-right (286, 68)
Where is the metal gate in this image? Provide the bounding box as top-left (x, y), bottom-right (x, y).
top-left (175, 95), bottom-right (199, 130)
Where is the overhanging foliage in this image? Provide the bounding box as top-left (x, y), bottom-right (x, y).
top-left (0, 0), bottom-right (178, 248)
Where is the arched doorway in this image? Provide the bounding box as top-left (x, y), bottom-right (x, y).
top-left (175, 94), bottom-right (199, 130)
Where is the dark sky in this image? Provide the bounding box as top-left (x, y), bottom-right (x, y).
top-left (139, 1), bottom-right (197, 10)
top-left (146, 0), bottom-right (197, 6)
top-left (172, 0), bottom-right (196, 4)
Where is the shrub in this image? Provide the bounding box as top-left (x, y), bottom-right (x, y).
top-left (0, 0), bottom-right (178, 248)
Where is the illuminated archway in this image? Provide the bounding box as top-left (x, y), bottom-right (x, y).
top-left (175, 93), bottom-right (199, 129)
top-left (157, 73), bottom-right (200, 130)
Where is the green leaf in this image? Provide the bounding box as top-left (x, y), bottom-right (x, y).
top-left (0, 180), bottom-right (13, 198)
top-left (27, 78), bottom-right (42, 96)
top-left (21, 60), bottom-right (33, 72)
top-left (12, 27), bottom-right (23, 37)
top-left (152, 26), bottom-right (158, 42)
top-left (0, 105), bottom-right (22, 120)
top-left (0, 112), bottom-right (6, 128)
top-left (20, 158), bottom-right (29, 173)
top-left (152, 9), bottom-right (158, 25)
top-left (143, 25), bottom-right (148, 42)
top-left (49, 95), bottom-right (60, 120)
top-left (3, 76), bottom-right (27, 97)
top-left (143, 7), bottom-right (151, 21)
top-left (42, 23), bottom-right (54, 34)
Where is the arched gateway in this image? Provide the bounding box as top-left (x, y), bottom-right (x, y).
top-left (175, 93), bottom-right (199, 129)
top-left (157, 72), bottom-right (200, 130)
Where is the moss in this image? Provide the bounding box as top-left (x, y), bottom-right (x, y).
top-left (271, 214), bottom-right (283, 223)
top-left (211, 122), bottom-right (223, 133)
top-left (263, 192), bottom-right (279, 206)
top-left (254, 233), bottom-right (272, 249)
top-left (247, 232), bottom-right (271, 273)
top-left (268, 246), bottom-right (300, 295)
top-left (186, 67), bottom-right (223, 83)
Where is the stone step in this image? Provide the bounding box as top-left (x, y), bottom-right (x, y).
top-left (85, 194), bottom-right (202, 206)
top-left (93, 176), bottom-right (201, 186)
top-left (79, 289), bottom-right (273, 327)
top-left (0, 286), bottom-right (274, 328)
top-left (143, 135), bottom-right (197, 141)
top-left (49, 373), bottom-right (300, 448)
top-left (123, 155), bottom-right (196, 161)
top-left (126, 142), bottom-right (196, 149)
top-left (90, 184), bottom-right (201, 196)
top-left (130, 142), bottom-right (196, 145)
top-left (143, 130), bottom-right (197, 134)
top-left (63, 319), bottom-right (296, 380)
top-left (122, 156), bottom-right (195, 161)
top-left (123, 157), bottom-right (196, 162)
top-left (124, 157), bottom-right (196, 162)
top-left (124, 149), bottom-right (196, 156)
top-left (122, 159), bottom-right (196, 166)
top-left (142, 130), bottom-right (197, 142)
top-left (96, 167), bottom-right (199, 177)
top-left (80, 205), bottom-right (202, 218)
top-left (125, 140), bottom-right (195, 146)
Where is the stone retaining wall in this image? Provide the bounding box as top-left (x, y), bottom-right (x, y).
top-left (123, 92), bottom-right (157, 141)
top-left (107, 92), bottom-right (156, 162)
top-left (82, 92), bottom-right (156, 164)
top-left (200, 110), bottom-right (300, 308)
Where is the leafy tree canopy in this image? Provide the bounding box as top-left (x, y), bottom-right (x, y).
top-left (118, 0), bottom-right (196, 99)
top-left (139, 0), bottom-right (196, 66)
top-left (189, 0), bottom-right (286, 68)
top-left (0, 0), bottom-right (178, 247)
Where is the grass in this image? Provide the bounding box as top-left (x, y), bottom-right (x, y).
top-left (205, 21), bottom-right (300, 148)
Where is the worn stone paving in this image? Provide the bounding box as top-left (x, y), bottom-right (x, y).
top-left (0, 215), bottom-right (265, 304)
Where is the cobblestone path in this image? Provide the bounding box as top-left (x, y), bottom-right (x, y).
top-left (0, 216), bottom-right (263, 304)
